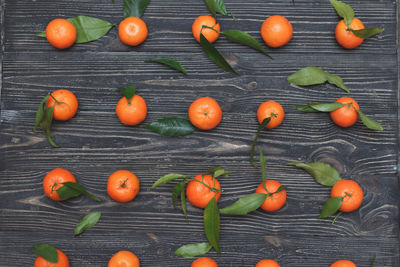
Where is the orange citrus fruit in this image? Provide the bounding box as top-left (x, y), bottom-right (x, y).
top-left (43, 168), bottom-right (77, 201)
top-left (192, 15), bottom-right (221, 43)
top-left (186, 174), bottom-right (221, 209)
top-left (335, 18), bottom-right (365, 49)
top-left (255, 180), bottom-right (287, 212)
top-left (330, 259), bottom-right (357, 267)
top-left (191, 257), bottom-right (218, 267)
top-left (46, 89), bottom-right (78, 121)
top-left (34, 248), bottom-right (70, 267)
top-left (261, 15), bottom-right (293, 48)
top-left (119, 17), bottom-right (148, 46)
top-left (331, 180), bottom-right (363, 212)
top-left (257, 100), bottom-right (285, 129)
top-left (107, 170), bottom-right (140, 203)
top-left (330, 97), bottom-right (359, 128)
top-left (108, 250), bottom-right (140, 267)
top-left (188, 97), bottom-right (222, 130)
top-left (116, 94), bottom-right (147, 126)
top-left (45, 18), bottom-right (76, 49)
top-left (255, 259), bottom-right (281, 267)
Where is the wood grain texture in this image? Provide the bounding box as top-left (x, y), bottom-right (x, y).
top-left (0, 0), bottom-right (399, 266)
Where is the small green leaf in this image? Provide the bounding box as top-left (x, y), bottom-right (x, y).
top-left (199, 33), bottom-right (238, 74)
top-left (74, 212), bottom-right (101, 236)
top-left (214, 0), bottom-right (228, 16)
top-left (222, 30), bottom-right (270, 57)
top-left (56, 184), bottom-right (82, 200)
top-left (356, 109), bottom-right (383, 131)
top-left (33, 244), bottom-right (58, 263)
top-left (181, 188), bottom-right (188, 219)
top-left (40, 106), bottom-right (59, 148)
top-left (287, 162), bottom-right (342, 186)
top-left (67, 16), bottom-right (113, 43)
top-left (36, 31), bottom-right (46, 37)
top-left (220, 193), bottom-right (267, 215)
top-left (371, 254), bottom-right (377, 267)
top-left (143, 117), bottom-right (195, 136)
top-left (152, 173), bottom-right (186, 188)
top-left (330, 0), bottom-right (354, 26)
top-left (318, 197), bottom-right (343, 219)
top-left (204, 0), bottom-right (217, 17)
top-left (119, 86), bottom-right (137, 101)
top-left (172, 181), bottom-right (186, 208)
top-left (250, 117), bottom-right (271, 167)
top-left (295, 102), bottom-right (344, 113)
top-left (207, 167), bottom-right (231, 179)
top-left (59, 182), bottom-right (101, 202)
top-left (174, 243), bottom-right (212, 258)
top-left (288, 67), bottom-right (350, 93)
top-left (352, 28), bottom-right (384, 39)
top-left (145, 58), bottom-right (187, 75)
top-left (33, 94), bottom-right (50, 132)
top-left (123, 0), bottom-right (151, 18)
top-left (204, 197), bottom-right (220, 253)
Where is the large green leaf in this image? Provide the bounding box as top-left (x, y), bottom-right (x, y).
top-left (356, 109), bottom-right (383, 131)
top-left (222, 30), bottom-right (270, 57)
top-left (204, 197), bottom-right (220, 253)
top-left (329, 0), bottom-right (354, 26)
top-left (67, 16), bottom-right (113, 43)
top-left (33, 244), bottom-right (58, 263)
top-left (318, 197), bottom-right (343, 219)
top-left (123, 0), bottom-right (151, 18)
top-left (352, 28), bottom-right (384, 39)
top-left (33, 94), bottom-right (50, 132)
top-left (295, 102), bottom-right (344, 113)
top-left (287, 162), bottom-right (342, 186)
top-left (174, 243), bottom-right (212, 258)
top-left (145, 58), bottom-right (187, 75)
top-left (58, 182), bottom-right (101, 202)
top-left (288, 66), bottom-right (350, 93)
top-left (172, 181), bottom-right (186, 208)
top-left (199, 33), bottom-right (238, 74)
top-left (74, 212), bottom-right (102, 236)
top-left (152, 173), bottom-right (186, 188)
top-left (40, 106), bottom-right (59, 148)
top-left (143, 117), bottom-right (196, 136)
top-left (219, 193), bottom-right (267, 215)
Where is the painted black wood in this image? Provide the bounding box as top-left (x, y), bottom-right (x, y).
top-left (0, 0), bottom-right (399, 266)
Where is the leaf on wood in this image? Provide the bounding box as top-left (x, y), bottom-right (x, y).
top-left (356, 109), bottom-right (383, 131)
top-left (318, 197), bottom-right (343, 219)
top-left (295, 102), bottom-right (344, 113)
top-left (352, 28), bottom-right (384, 39)
top-left (174, 243), bottom-right (212, 258)
top-left (152, 173), bottom-right (186, 188)
top-left (123, 0), bottom-right (151, 18)
top-left (145, 58), bottom-right (187, 75)
top-left (222, 30), bottom-right (270, 57)
top-left (204, 197), bottom-right (220, 253)
top-left (143, 117), bottom-right (195, 136)
top-left (67, 16), bottom-right (114, 43)
top-left (74, 212), bottom-right (102, 236)
top-left (329, 0), bottom-right (354, 26)
top-left (287, 162), bottom-right (342, 186)
top-left (219, 193), bottom-right (267, 215)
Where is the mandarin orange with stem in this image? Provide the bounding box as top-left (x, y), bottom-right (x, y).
top-left (188, 97), bottom-right (222, 130)
top-left (119, 17), bottom-right (148, 46)
top-left (335, 18), bottom-right (365, 49)
top-left (43, 168), bottom-right (77, 201)
top-left (46, 89), bottom-right (78, 121)
top-left (257, 100), bottom-right (284, 129)
top-left (255, 180), bottom-right (286, 212)
top-left (116, 94), bottom-right (147, 126)
top-left (186, 174), bottom-right (221, 209)
top-left (331, 180), bottom-right (363, 212)
top-left (107, 170), bottom-right (140, 203)
top-left (192, 15), bottom-right (221, 43)
top-left (34, 248), bottom-right (70, 267)
top-left (45, 18), bottom-right (76, 49)
top-left (330, 97), bottom-right (360, 128)
top-left (261, 15), bottom-right (293, 48)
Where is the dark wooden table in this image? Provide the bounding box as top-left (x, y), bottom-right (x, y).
top-left (0, 0), bottom-right (399, 266)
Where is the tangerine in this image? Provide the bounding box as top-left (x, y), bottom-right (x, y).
top-left (45, 18), bottom-right (76, 49)
top-left (108, 250), bottom-right (140, 267)
top-left (330, 259), bottom-right (357, 267)
top-left (116, 94), bottom-right (147, 126)
top-left (330, 97), bottom-right (359, 128)
top-left (261, 15), bottom-right (293, 48)
top-left (43, 168), bottom-right (77, 201)
top-left (257, 100), bottom-right (284, 129)
top-left (34, 249), bottom-right (70, 267)
top-left (335, 18), bottom-right (365, 49)
top-left (192, 15), bottom-right (221, 43)
top-left (191, 257), bottom-right (218, 267)
top-left (331, 180), bottom-right (363, 212)
top-left (255, 180), bottom-right (287, 212)
top-left (255, 259), bottom-right (281, 267)
top-left (119, 17), bottom-right (148, 46)
top-left (186, 174), bottom-right (221, 209)
top-left (107, 170), bottom-right (140, 203)
top-left (46, 89), bottom-right (78, 121)
top-left (188, 97), bottom-right (222, 130)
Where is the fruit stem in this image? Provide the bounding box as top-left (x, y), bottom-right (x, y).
top-left (201, 25), bottom-right (220, 34)
top-left (189, 177), bottom-right (222, 193)
top-left (49, 93), bottom-right (63, 105)
top-left (331, 211), bottom-right (343, 225)
top-left (120, 178), bottom-right (129, 188)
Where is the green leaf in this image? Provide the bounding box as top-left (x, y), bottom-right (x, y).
top-left (33, 94), bottom-right (50, 132)
top-left (287, 162), bottom-right (342, 186)
top-left (143, 117), bottom-right (196, 136)
top-left (199, 33), bottom-right (238, 74)
top-left (204, 0), bottom-right (217, 17)
top-left (352, 28), bottom-right (384, 39)
top-left (56, 184), bottom-right (82, 200)
top-left (259, 148), bottom-right (266, 182)
top-left (59, 182), bottom-right (101, 202)
top-left (295, 102), bottom-right (344, 113)
top-left (145, 58), bottom-right (187, 75)
top-left (152, 173), bottom-right (186, 188)
top-left (214, 0), bottom-right (228, 16)
top-left (222, 30), bottom-right (270, 57)
top-left (204, 197), bottom-right (220, 253)
top-left (74, 212), bottom-right (101, 236)
top-left (220, 193), bottom-right (267, 215)
top-left (172, 181), bottom-right (186, 208)
top-left (119, 86), bottom-right (137, 101)
top-left (181, 187), bottom-right (188, 219)
top-left (318, 197), bottom-right (343, 219)
top-left (356, 109), bottom-right (383, 131)
top-left (67, 16), bottom-right (113, 43)
top-left (329, 0), bottom-right (354, 26)
top-left (174, 243), bottom-right (212, 258)
top-left (207, 167), bottom-right (231, 179)
top-left (33, 244), bottom-right (58, 263)
top-left (288, 67), bottom-right (350, 93)
top-left (36, 31), bottom-right (46, 37)
top-left (123, 0), bottom-right (150, 18)
top-left (250, 117), bottom-right (271, 167)
top-left (40, 106), bottom-right (59, 148)
top-left (371, 254), bottom-right (377, 267)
